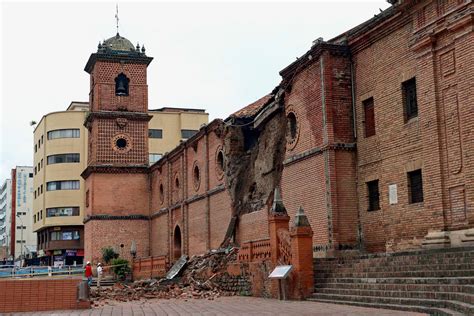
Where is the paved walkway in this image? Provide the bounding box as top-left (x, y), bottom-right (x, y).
top-left (16, 297), bottom-right (427, 316)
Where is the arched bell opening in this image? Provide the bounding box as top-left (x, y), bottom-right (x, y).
top-left (115, 73), bottom-right (130, 96)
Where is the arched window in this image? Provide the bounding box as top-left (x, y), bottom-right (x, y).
top-left (115, 73), bottom-right (130, 96)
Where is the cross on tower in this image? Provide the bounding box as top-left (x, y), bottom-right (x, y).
top-left (115, 4), bottom-right (119, 34)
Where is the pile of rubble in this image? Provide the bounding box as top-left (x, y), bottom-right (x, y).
top-left (91, 247), bottom-right (243, 303)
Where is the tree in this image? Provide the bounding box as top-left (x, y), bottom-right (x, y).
top-left (111, 258), bottom-right (131, 281)
top-left (101, 247), bottom-right (119, 264)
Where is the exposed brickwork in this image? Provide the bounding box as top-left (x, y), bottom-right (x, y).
top-left (83, 0), bottom-right (473, 282)
top-left (0, 277), bottom-right (90, 313)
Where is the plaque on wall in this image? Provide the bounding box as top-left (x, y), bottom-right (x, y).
top-left (389, 184), bottom-right (398, 205)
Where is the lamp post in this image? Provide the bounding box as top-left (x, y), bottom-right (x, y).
top-left (16, 214), bottom-right (24, 261)
top-left (130, 241), bottom-right (137, 259)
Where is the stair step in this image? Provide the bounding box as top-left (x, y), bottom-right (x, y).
top-left (314, 277), bottom-right (474, 285)
top-left (315, 269), bottom-right (474, 278)
top-left (314, 288), bottom-right (474, 304)
top-left (311, 293), bottom-right (474, 314)
top-left (315, 282), bottom-right (474, 294)
top-left (307, 298), bottom-right (464, 316)
top-left (314, 263), bottom-right (474, 274)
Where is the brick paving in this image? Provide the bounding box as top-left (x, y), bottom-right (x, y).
top-left (16, 297), bottom-right (427, 315)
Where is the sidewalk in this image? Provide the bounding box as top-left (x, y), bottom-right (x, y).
top-left (16, 296), bottom-right (427, 315)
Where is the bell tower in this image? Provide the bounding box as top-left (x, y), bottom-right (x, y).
top-left (82, 33), bottom-right (153, 263)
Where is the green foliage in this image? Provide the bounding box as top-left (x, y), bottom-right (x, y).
top-left (101, 247), bottom-right (119, 264)
top-left (111, 258), bottom-right (131, 281)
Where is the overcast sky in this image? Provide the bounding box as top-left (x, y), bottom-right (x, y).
top-left (0, 0), bottom-right (391, 181)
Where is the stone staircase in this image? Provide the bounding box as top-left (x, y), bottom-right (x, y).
top-left (309, 247), bottom-right (474, 315)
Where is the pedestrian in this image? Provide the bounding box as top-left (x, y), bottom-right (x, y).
top-left (85, 261), bottom-right (93, 287)
top-left (97, 262), bottom-right (103, 289)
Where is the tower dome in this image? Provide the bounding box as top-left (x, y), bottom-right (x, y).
top-left (102, 33), bottom-right (135, 52)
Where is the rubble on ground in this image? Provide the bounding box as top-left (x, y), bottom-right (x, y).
top-left (91, 247), bottom-right (243, 303)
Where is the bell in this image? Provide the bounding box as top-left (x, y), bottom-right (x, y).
top-left (116, 80), bottom-right (127, 96)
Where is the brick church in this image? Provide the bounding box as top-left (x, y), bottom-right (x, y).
top-left (82, 0), bottom-right (473, 267)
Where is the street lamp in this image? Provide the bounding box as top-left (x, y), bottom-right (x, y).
top-left (16, 214), bottom-right (24, 261)
top-left (130, 241), bottom-right (136, 259)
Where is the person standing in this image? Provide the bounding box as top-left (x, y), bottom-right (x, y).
top-left (97, 263), bottom-right (103, 289)
top-left (85, 261), bottom-right (93, 287)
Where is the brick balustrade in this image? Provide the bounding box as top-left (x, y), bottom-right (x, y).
top-left (133, 255), bottom-right (169, 280)
top-left (0, 277), bottom-right (90, 313)
top-left (237, 238), bottom-right (271, 262)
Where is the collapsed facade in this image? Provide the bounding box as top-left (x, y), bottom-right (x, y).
top-left (82, 0), bottom-right (474, 266)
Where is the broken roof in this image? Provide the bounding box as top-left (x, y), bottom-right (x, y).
top-left (230, 94), bottom-right (272, 119)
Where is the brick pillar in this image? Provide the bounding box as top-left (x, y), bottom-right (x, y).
top-left (290, 206), bottom-right (314, 299)
top-left (268, 188), bottom-right (290, 266)
top-left (267, 188), bottom-right (290, 298)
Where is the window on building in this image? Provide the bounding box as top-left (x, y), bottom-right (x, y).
top-left (47, 153), bottom-right (80, 165)
top-left (217, 150), bottom-right (224, 172)
top-left (16, 240), bottom-right (25, 244)
top-left (29, 173), bottom-right (33, 178)
top-left (34, 144), bottom-right (37, 153)
top-left (408, 169), bottom-right (424, 203)
top-left (34, 191), bottom-right (37, 199)
top-left (115, 73), bottom-right (130, 96)
top-left (403, 78), bottom-right (418, 121)
top-left (38, 139), bottom-right (41, 149)
top-left (46, 207), bottom-right (80, 217)
top-left (86, 190), bottom-right (90, 208)
top-left (287, 112), bottom-right (298, 141)
top-left (367, 180), bottom-right (380, 211)
top-left (34, 167), bottom-right (37, 175)
top-left (37, 162), bottom-right (40, 172)
top-left (181, 129), bottom-right (198, 139)
top-left (41, 159), bottom-right (43, 168)
top-left (46, 180), bottom-right (80, 191)
top-left (40, 184), bottom-right (43, 194)
top-left (41, 135), bottom-right (44, 144)
top-left (16, 226), bottom-right (26, 230)
top-left (363, 97), bottom-right (376, 137)
top-left (149, 129), bottom-right (163, 139)
top-left (50, 231), bottom-right (80, 241)
top-left (33, 215), bottom-right (36, 223)
top-left (149, 153), bottom-right (162, 165)
top-left (40, 210), bottom-right (42, 219)
top-left (47, 129), bottom-right (80, 140)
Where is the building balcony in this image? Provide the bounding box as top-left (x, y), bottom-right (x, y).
top-left (40, 239), bottom-right (83, 252)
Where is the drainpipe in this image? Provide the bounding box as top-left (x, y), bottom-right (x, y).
top-left (350, 59), bottom-right (357, 139)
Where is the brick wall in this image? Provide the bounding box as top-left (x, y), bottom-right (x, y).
top-left (0, 277), bottom-right (90, 313)
top-left (90, 61), bottom-right (148, 112)
top-left (84, 219), bottom-right (149, 263)
top-left (352, 0), bottom-right (473, 252)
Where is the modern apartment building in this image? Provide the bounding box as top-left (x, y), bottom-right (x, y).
top-left (11, 166), bottom-right (35, 261)
top-left (0, 179), bottom-right (12, 260)
top-left (33, 102), bottom-right (208, 265)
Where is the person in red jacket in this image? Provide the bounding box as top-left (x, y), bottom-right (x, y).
top-left (85, 261), bottom-right (93, 287)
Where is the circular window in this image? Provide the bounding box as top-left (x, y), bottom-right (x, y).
top-left (116, 138), bottom-right (127, 148)
top-left (111, 134), bottom-right (132, 153)
top-left (215, 147), bottom-right (225, 180)
top-left (159, 183), bottom-right (164, 204)
top-left (193, 163), bottom-right (200, 191)
top-left (286, 111), bottom-right (299, 149)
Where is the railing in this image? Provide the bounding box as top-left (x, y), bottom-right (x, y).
top-left (133, 255), bottom-right (169, 279)
top-left (0, 265), bottom-right (83, 278)
top-left (238, 238), bottom-right (271, 262)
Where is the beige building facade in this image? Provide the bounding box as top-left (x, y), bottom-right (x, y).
top-left (33, 102), bottom-right (208, 265)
